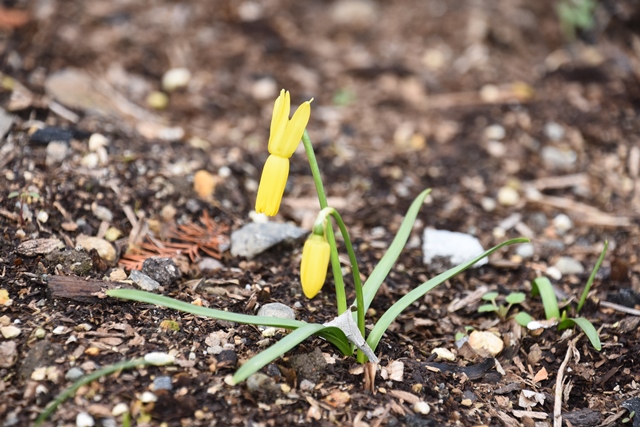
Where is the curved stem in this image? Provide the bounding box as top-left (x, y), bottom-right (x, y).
top-left (302, 130), bottom-right (347, 315)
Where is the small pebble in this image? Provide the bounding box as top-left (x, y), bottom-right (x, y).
top-left (147, 91), bottom-right (169, 110)
top-left (109, 268), bottom-right (127, 281)
top-left (543, 121), bottom-right (565, 141)
top-left (413, 401), bottom-right (431, 415)
top-left (193, 170), bottom-right (218, 199)
top-left (65, 367), bottom-right (85, 381)
top-left (36, 210), bottom-right (49, 223)
top-left (104, 227), bottom-right (122, 242)
top-left (92, 204), bottom-right (114, 222)
top-left (144, 352), bottom-right (175, 366)
top-left (88, 133), bottom-right (109, 151)
top-left (81, 153), bottom-right (99, 168)
top-left (497, 186), bottom-right (520, 206)
top-left (431, 347), bottom-right (456, 361)
top-left (299, 379), bottom-right (316, 392)
top-left (468, 330), bottom-right (504, 357)
top-left (198, 257), bottom-right (224, 272)
top-left (553, 213), bottom-right (573, 235)
top-left (541, 145), bottom-right (576, 170)
top-left (0, 325), bottom-right (21, 339)
top-left (484, 124), bottom-right (506, 140)
top-left (546, 266), bottom-right (562, 280)
top-left (153, 376), bottom-right (173, 391)
top-left (251, 78), bottom-right (277, 100)
top-left (480, 197), bottom-right (496, 212)
top-left (162, 68), bottom-right (192, 92)
top-left (516, 243), bottom-right (535, 259)
top-left (75, 235), bottom-right (116, 262)
top-left (142, 257), bottom-right (181, 286)
top-left (45, 141), bottom-right (69, 165)
top-left (139, 391), bottom-right (158, 403)
top-left (76, 412), bottom-right (95, 427)
top-left (485, 140), bottom-right (506, 157)
top-left (257, 303), bottom-right (295, 322)
top-left (129, 270), bottom-right (161, 292)
top-left (112, 402), bottom-right (129, 417)
top-left (246, 372), bottom-right (275, 393)
top-left (554, 257), bottom-right (585, 275)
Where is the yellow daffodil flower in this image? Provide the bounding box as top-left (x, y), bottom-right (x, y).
top-left (255, 89), bottom-right (312, 216)
top-left (300, 233), bottom-right (330, 298)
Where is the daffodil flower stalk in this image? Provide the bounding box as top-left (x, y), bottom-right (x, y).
top-left (255, 90), bottom-right (312, 216)
top-left (301, 207), bottom-right (367, 362)
top-left (302, 130), bottom-right (348, 315)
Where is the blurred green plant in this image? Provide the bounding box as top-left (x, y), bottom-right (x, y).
top-left (556, 0), bottom-right (597, 41)
top-left (514, 240), bottom-right (608, 351)
top-left (478, 291), bottom-right (526, 321)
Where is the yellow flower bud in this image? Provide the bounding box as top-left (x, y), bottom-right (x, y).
top-left (300, 233), bottom-right (331, 299)
top-left (255, 154), bottom-right (289, 216)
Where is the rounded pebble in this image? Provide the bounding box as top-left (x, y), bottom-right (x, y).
top-left (65, 367), bottom-right (84, 381)
top-left (553, 213), bottom-right (573, 235)
top-left (147, 91), bottom-right (169, 110)
top-left (431, 347), bottom-right (456, 361)
top-left (554, 257), bottom-right (584, 275)
top-left (516, 243), bottom-right (535, 259)
top-left (162, 67), bottom-right (192, 92)
top-left (544, 121), bottom-right (565, 141)
top-left (484, 124), bottom-right (506, 140)
top-left (497, 186), bottom-right (520, 206)
top-left (153, 376), bottom-right (173, 391)
top-left (139, 391), bottom-right (157, 403)
top-left (468, 330), bottom-right (504, 357)
top-left (413, 401), bottom-right (431, 415)
top-left (36, 210), bottom-right (49, 223)
top-left (76, 412), bottom-right (95, 427)
top-left (112, 403), bottom-right (129, 417)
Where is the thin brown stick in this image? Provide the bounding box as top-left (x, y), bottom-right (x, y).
top-left (554, 339), bottom-right (577, 427)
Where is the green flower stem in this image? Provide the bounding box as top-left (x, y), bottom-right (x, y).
top-left (318, 207), bottom-right (366, 363)
top-left (302, 129), bottom-right (347, 315)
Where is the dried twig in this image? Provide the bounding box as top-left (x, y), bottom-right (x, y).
top-left (554, 339), bottom-right (578, 427)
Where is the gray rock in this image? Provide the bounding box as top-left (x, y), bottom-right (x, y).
top-left (230, 222), bottom-right (307, 259)
top-left (516, 243), bottom-right (535, 259)
top-left (142, 257), bottom-right (181, 286)
top-left (246, 372), bottom-right (280, 399)
top-left (92, 204), bottom-right (114, 222)
top-left (299, 379), bottom-right (316, 392)
top-left (257, 303), bottom-right (296, 321)
top-left (541, 145), bottom-right (576, 170)
top-left (45, 249), bottom-right (93, 276)
top-left (153, 376), bottom-right (172, 391)
top-left (422, 229), bottom-right (487, 269)
top-left (554, 257), bottom-right (585, 275)
top-left (198, 257), bottom-right (224, 272)
top-left (527, 212), bottom-right (548, 233)
top-left (65, 367), bottom-right (85, 381)
top-left (129, 270), bottom-right (161, 292)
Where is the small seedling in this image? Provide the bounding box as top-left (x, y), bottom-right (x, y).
top-left (515, 241), bottom-right (608, 351)
top-left (556, 0), bottom-right (596, 40)
top-left (8, 190), bottom-right (40, 224)
top-left (478, 291), bottom-right (526, 321)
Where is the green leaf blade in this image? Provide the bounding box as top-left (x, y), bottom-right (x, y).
top-left (531, 277), bottom-right (561, 320)
top-left (477, 304), bottom-right (498, 313)
top-left (367, 237), bottom-right (529, 352)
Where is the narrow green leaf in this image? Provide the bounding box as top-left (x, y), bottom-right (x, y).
top-left (367, 237), bottom-right (529, 352)
top-left (481, 291), bottom-right (499, 301)
top-left (562, 317), bottom-right (601, 351)
top-left (505, 292), bottom-right (526, 305)
top-left (577, 240), bottom-right (608, 314)
top-left (232, 324), bottom-right (350, 383)
top-left (107, 289), bottom-right (305, 329)
top-left (477, 304), bottom-right (498, 313)
top-left (514, 311), bottom-right (534, 327)
top-left (108, 289), bottom-right (353, 356)
top-left (358, 189), bottom-right (432, 312)
top-left (531, 277), bottom-right (561, 320)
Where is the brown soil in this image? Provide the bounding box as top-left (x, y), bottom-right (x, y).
top-left (1, 1), bottom-right (640, 426)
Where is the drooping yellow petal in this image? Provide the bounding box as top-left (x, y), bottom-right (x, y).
top-left (300, 233), bottom-right (330, 298)
top-left (268, 90), bottom-right (290, 154)
top-left (255, 154), bottom-right (289, 216)
top-left (272, 99), bottom-right (312, 158)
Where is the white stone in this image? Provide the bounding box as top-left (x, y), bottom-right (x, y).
top-left (36, 210), bottom-right (49, 223)
top-left (139, 391), bottom-right (157, 403)
top-left (541, 145), bottom-right (576, 170)
top-left (516, 243), bottom-right (535, 259)
top-left (112, 403), bottom-right (129, 417)
top-left (554, 257), bottom-right (584, 275)
top-left (45, 141), bottom-right (68, 165)
top-left (88, 133), bottom-right (109, 151)
top-left (497, 186), bottom-right (520, 206)
top-left (431, 347), bottom-right (456, 361)
top-left (484, 124), bottom-right (506, 140)
top-left (76, 412), bottom-right (95, 427)
top-left (544, 121), bottom-right (565, 141)
top-left (162, 68), bottom-right (191, 92)
top-left (553, 214), bottom-right (573, 235)
top-left (0, 325), bottom-right (20, 339)
top-left (422, 229), bottom-right (487, 267)
top-left (413, 401), bottom-right (431, 415)
top-left (468, 330), bottom-right (504, 357)
top-left (144, 352), bottom-right (175, 366)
